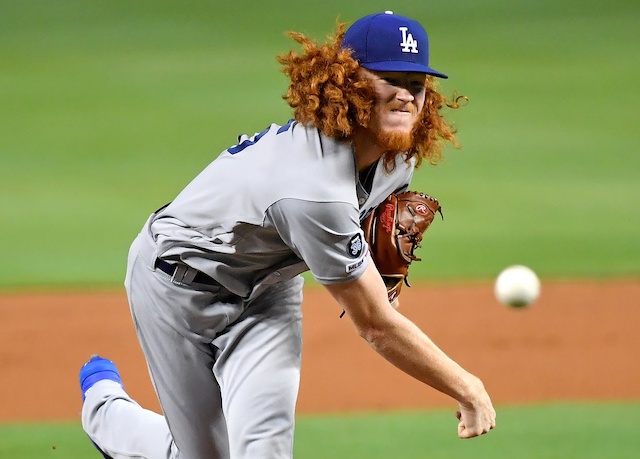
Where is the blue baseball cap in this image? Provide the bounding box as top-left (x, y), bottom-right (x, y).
top-left (341, 11), bottom-right (448, 79)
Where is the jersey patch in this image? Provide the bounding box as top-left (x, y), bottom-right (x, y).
top-left (347, 234), bottom-right (364, 258)
top-left (346, 256), bottom-right (366, 274)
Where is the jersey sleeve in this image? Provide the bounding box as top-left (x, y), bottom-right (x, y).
top-left (265, 198), bottom-right (370, 285)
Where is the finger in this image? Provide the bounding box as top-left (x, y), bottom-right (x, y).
top-left (459, 423), bottom-right (494, 439)
top-left (459, 428), bottom-right (483, 439)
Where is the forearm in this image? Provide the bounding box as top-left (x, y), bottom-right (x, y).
top-left (328, 263), bottom-right (480, 404)
top-left (327, 262), bottom-right (495, 438)
top-left (361, 309), bottom-right (479, 404)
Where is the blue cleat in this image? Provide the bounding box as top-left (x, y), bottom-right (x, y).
top-left (79, 355), bottom-right (122, 459)
top-left (79, 355), bottom-right (122, 401)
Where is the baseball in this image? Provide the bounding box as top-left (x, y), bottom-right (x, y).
top-left (494, 265), bottom-right (540, 308)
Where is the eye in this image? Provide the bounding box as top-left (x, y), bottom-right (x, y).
top-left (410, 82), bottom-right (425, 94)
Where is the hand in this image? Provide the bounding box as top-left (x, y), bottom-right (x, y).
top-left (455, 379), bottom-right (496, 439)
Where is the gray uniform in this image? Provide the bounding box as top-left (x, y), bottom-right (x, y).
top-left (82, 120), bottom-right (414, 458)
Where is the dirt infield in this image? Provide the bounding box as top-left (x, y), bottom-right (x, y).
top-left (1, 279), bottom-right (639, 421)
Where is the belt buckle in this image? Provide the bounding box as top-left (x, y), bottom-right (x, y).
top-left (171, 264), bottom-right (197, 285)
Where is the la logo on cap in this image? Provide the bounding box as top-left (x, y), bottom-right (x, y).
top-left (399, 27), bottom-right (418, 54)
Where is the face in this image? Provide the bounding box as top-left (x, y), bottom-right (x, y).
top-left (363, 69), bottom-right (427, 148)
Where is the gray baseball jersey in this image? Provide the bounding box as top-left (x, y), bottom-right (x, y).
top-left (151, 119), bottom-right (414, 299)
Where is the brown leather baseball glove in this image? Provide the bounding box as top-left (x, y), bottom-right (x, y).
top-left (361, 191), bottom-right (443, 303)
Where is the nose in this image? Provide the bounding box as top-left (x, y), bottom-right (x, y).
top-left (396, 86), bottom-right (415, 102)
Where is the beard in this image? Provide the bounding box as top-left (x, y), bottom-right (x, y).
top-left (374, 128), bottom-right (414, 153)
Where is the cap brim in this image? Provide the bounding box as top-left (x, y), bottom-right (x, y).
top-left (362, 61), bottom-right (448, 79)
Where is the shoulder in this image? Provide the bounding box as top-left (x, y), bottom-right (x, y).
top-left (218, 121), bottom-right (358, 208)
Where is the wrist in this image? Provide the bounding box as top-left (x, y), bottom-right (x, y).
top-left (455, 373), bottom-right (485, 407)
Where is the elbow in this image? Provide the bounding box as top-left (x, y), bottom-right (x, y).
top-left (355, 321), bottom-right (389, 351)
top-left (349, 302), bottom-right (399, 348)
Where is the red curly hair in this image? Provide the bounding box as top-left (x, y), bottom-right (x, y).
top-left (277, 21), bottom-right (465, 171)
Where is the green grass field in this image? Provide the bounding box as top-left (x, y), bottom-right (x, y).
top-left (1, 0), bottom-right (639, 457)
top-left (2, 403), bottom-right (639, 459)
